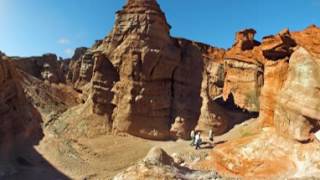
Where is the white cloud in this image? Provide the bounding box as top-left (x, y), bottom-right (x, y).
top-left (57, 37), bottom-right (71, 45)
top-left (64, 48), bottom-right (74, 56)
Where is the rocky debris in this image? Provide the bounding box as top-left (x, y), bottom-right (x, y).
top-left (274, 47), bottom-right (320, 141)
top-left (18, 69), bottom-right (81, 117)
top-left (113, 147), bottom-right (224, 180)
top-left (13, 53), bottom-right (64, 83)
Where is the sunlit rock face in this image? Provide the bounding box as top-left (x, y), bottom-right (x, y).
top-left (89, 0), bottom-right (181, 140)
top-left (65, 47), bottom-right (89, 85)
top-left (74, 51), bottom-right (94, 89)
top-left (223, 29), bottom-right (264, 113)
top-left (83, 0), bottom-right (232, 140)
top-left (274, 48), bottom-right (320, 141)
top-left (258, 29), bottom-right (297, 126)
top-left (13, 53), bottom-right (64, 83)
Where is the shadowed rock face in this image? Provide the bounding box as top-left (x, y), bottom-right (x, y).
top-left (0, 55), bottom-right (42, 158)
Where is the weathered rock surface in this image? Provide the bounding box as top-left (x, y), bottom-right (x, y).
top-left (13, 54), bottom-right (64, 84)
top-left (63, 47), bottom-right (88, 85)
top-left (223, 29), bottom-right (264, 112)
top-left (274, 47), bottom-right (320, 141)
top-left (113, 147), bottom-right (223, 180)
top-left (0, 55), bottom-right (43, 159)
top-left (78, 0), bottom-right (233, 140)
top-left (198, 127), bottom-right (320, 179)
top-left (202, 25), bottom-right (320, 178)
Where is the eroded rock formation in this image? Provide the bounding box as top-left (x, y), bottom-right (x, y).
top-left (114, 147), bottom-right (222, 180)
top-left (13, 54), bottom-right (64, 84)
top-left (0, 54), bottom-right (42, 159)
top-left (274, 47), bottom-right (320, 141)
top-left (80, 0), bottom-right (231, 140)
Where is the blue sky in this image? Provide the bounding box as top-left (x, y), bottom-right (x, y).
top-left (0, 0), bottom-right (319, 58)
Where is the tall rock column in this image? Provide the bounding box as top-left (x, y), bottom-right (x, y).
top-left (93, 0), bottom-right (181, 140)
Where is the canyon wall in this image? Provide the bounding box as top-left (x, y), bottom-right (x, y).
top-left (1, 0), bottom-right (319, 143)
top-left (0, 54), bottom-right (43, 159)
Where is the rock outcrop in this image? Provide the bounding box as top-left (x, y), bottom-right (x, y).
top-left (13, 54), bottom-right (64, 84)
top-left (202, 25), bottom-right (320, 178)
top-left (274, 47), bottom-right (320, 141)
top-left (223, 29), bottom-right (263, 112)
top-left (114, 147), bottom-right (223, 180)
top-left (64, 47), bottom-right (88, 86)
top-left (0, 55), bottom-right (42, 159)
top-left (79, 0), bottom-right (232, 140)
top-left (56, 0), bottom-right (270, 140)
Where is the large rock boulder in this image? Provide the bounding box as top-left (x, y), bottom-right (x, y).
top-left (274, 47), bottom-right (320, 141)
top-left (114, 147), bottom-right (223, 180)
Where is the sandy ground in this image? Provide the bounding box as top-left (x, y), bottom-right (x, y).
top-left (33, 133), bottom-right (214, 179)
top-left (3, 118), bottom-right (260, 180)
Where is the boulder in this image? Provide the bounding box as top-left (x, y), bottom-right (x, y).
top-left (274, 47), bottom-right (320, 141)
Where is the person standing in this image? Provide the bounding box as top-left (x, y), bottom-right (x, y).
top-left (190, 130), bottom-right (195, 146)
top-left (195, 132), bottom-right (202, 150)
top-left (208, 129), bottom-right (214, 142)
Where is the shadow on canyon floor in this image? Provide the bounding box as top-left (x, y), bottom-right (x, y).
top-left (0, 106), bottom-right (70, 180)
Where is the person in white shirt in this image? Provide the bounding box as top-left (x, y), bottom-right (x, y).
top-left (195, 132), bottom-right (202, 150)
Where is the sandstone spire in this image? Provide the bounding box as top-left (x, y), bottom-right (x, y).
top-left (89, 0), bottom-right (181, 140)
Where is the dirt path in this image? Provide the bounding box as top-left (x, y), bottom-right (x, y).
top-left (33, 133), bottom-right (215, 179)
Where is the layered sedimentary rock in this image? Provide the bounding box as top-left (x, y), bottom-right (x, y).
top-left (258, 29), bottom-right (297, 126)
top-left (74, 51), bottom-right (94, 89)
top-left (102, 0), bottom-right (181, 139)
top-left (80, 0), bottom-right (236, 140)
top-left (223, 29), bottom-right (263, 112)
top-left (13, 54), bottom-right (64, 83)
top-left (64, 47), bottom-right (88, 86)
top-left (0, 55), bottom-right (42, 159)
top-left (169, 39), bottom-right (204, 139)
top-left (204, 26), bottom-right (320, 178)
